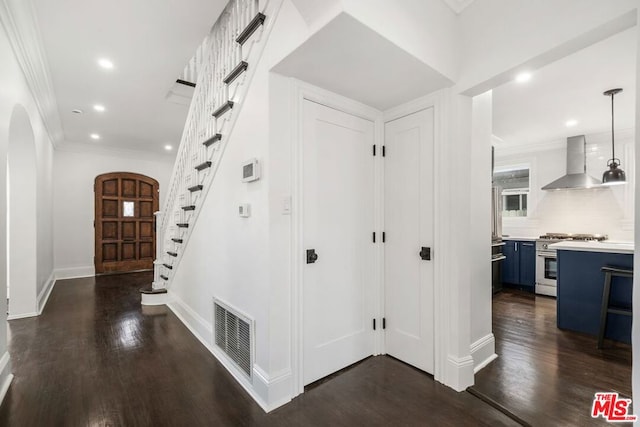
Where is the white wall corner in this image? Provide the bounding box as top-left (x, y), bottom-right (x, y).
top-left (470, 333), bottom-right (497, 374)
top-left (0, 352), bottom-right (13, 408)
top-left (54, 266), bottom-right (95, 280)
top-left (37, 270), bottom-right (56, 314)
top-left (444, 355), bottom-right (475, 391)
top-left (0, 0), bottom-right (64, 147)
top-left (440, 0), bottom-right (476, 15)
top-left (253, 366), bottom-right (293, 412)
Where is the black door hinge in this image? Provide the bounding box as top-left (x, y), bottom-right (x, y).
top-left (373, 145), bottom-right (376, 156)
top-left (382, 232), bottom-right (386, 243)
top-left (383, 318), bottom-right (386, 329)
top-left (373, 318), bottom-right (376, 330)
top-left (373, 232), bottom-right (376, 243)
top-left (382, 146), bottom-right (386, 157)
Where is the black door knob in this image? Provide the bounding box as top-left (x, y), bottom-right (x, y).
top-left (419, 247), bottom-right (431, 261)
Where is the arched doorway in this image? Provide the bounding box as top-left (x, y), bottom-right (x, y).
top-left (7, 105), bottom-right (38, 318)
top-left (94, 172), bottom-right (159, 274)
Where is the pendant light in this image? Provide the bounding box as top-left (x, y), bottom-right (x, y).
top-left (601, 88), bottom-right (626, 185)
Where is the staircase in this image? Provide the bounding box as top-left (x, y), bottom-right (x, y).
top-left (141, 0), bottom-right (274, 305)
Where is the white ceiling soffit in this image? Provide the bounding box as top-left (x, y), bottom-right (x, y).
top-left (273, 13), bottom-right (452, 111)
top-left (441, 0), bottom-right (476, 14)
top-left (492, 27), bottom-right (637, 148)
top-left (32, 0), bottom-right (227, 154)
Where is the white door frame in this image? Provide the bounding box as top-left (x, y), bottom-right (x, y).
top-left (289, 79), bottom-right (470, 397)
top-left (290, 79), bottom-right (383, 396)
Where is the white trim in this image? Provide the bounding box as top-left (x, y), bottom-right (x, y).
top-left (55, 141), bottom-right (176, 163)
top-left (7, 311), bottom-right (38, 320)
top-left (0, 352), bottom-right (13, 407)
top-left (141, 292), bottom-right (171, 306)
top-left (54, 266), bottom-right (95, 280)
top-left (0, 0), bottom-right (64, 147)
top-left (289, 78), bottom-right (384, 397)
top-left (167, 292), bottom-right (289, 412)
top-left (253, 366), bottom-right (293, 411)
top-left (37, 270), bottom-right (56, 315)
top-left (470, 333), bottom-right (497, 373)
top-left (444, 355), bottom-right (476, 391)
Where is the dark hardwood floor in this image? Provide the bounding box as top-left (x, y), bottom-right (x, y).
top-left (473, 289), bottom-right (632, 426)
top-left (0, 273), bottom-right (518, 426)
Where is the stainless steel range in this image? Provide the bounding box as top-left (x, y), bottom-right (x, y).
top-left (535, 233), bottom-right (607, 297)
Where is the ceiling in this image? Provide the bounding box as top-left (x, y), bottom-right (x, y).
top-left (492, 27), bottom-right (637, 148)
top-left (33, 0), bottom-right (227, 155)
top-left (273, 13), bottom-right (452, 111)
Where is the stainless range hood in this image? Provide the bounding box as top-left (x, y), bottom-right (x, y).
top-left (541, 135), bottom-right (601, 190)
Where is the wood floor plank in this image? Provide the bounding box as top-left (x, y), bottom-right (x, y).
top-left (473, 289), bottom-right (632, 427)
top-left (0, 272), bottom-right (519, 426)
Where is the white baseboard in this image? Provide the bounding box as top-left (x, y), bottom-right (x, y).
top-left (7, 311), bottom-right (38, 320)
top-left (0, 352), bottom-right (13, 407)
top-left (167, 292), bottom-right (288, 412)
top-left (54, 266), bottom-right (95, 280)
top-left (141, 292), bottom-right (171, 306)
top-left (470, 333), bottom-right (497, 374)
top-left (37, 271), bottom-right (56, 315)
top-left (443, 354), bottom-right (475, 391)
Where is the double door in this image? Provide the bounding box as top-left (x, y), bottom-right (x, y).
top-left (302, 100), bottom-right (435, 385)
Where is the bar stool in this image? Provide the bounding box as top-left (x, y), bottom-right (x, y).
top-left (598, 266), bottom-right (633, 349)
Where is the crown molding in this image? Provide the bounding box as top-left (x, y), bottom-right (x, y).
top-left (0, 0), bottom-right (63, 148)
top-left (440, 0), bottom-right (475, 14)
top-left (56, 140), bottom-right (176, 163)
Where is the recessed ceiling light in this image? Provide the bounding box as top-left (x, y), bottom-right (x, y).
top-left (515, 72), bottom-right (532, 83)
top-left (72, 109), bottom-right (83, 114)
top-left (97, 58), bottom-right (114, 70)
top-left (93, 104), bottom-right (105, 112)
top-left (565, 120), bottom-right (578, 127)
top-left (164, 145), bottom-right (173, 151)
top-left (90, 133), bottom-right (101, 140)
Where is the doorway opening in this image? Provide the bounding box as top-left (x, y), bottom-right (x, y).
top-left (6, 104), bottom-right (38, 318)
top-left (94, 172), bottom-right (159, 274)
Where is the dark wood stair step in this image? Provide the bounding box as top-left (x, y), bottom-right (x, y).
top-left (163, 263), bottom-right (173, 269)
top-left (212, 101), bottom-right (234, 118)
top-left (176, 223), bottom-right (189, 228)
top-left (188, 185), bottom-right (203, 192)
top-left (167, 251), bottom-right (178, 257)
top-left (176, 79), bottom-right (196, 88)
top-left (171, 238), bottom-right (183, 244)
top-left (182, 205), bottom-right (196, 211)
top-left (140, 287), bottom-right (168, 295)
top-left (223, 61), bottom-right (249, 84)
top-left (160, 275), bottom-right (169, 281)
top-left (203, 133), bottom-right (222, 147)
top-left (236, 13), bottom-right (266, 45)
top-left (195, 161), bottom-right (212, 171)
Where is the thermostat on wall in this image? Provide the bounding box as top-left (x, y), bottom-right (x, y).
top-left (242, 158), bottom-right (260, 182)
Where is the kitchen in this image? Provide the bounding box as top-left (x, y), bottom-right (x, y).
top-left (477, 26), bottom-right (636, 425)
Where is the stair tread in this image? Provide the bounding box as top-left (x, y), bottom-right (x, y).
top-left (167, 251), bottom-right (178, 257)
top-left (223, 61), bottom-right (249, 84)
top-left (181, 205), bottom-right (196, 211)
top-left (195, 161), bottom-right (212, 171)
top-left (160, 275), bottom-right (169, 280)
top-left (203, 134), bottom-right (222, 147)
top-left (171, 238), bottom-right (183, 243)
top-left (140, 287), bottom-right (168, 295)
top-left (163, 263), bottom-right (173, 269)
top-left (212, 101), bottom-right (234, 118)
top-left (177, 223), bottom-right (189, 228)
top-left (236, 13), bottom-right (266, 45)
top-left (188, 185), bottom-right (203, 192)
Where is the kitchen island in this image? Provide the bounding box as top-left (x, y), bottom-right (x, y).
top-left (551, 241), bottom-right (633, 344)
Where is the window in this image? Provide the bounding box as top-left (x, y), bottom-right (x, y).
top-left (493, 168), bottom-right (529, 217)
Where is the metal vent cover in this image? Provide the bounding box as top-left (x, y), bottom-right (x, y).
top-left (213, 299), bottom-right (253, 380)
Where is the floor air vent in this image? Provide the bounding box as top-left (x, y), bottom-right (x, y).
top-left (214, 299), bottom-right (254, 380)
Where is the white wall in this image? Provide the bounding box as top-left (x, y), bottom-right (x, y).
top-left (53, 148), bottom-right (173, 278)
top-left (632, 5), bottom-right (640, 416)
top-left (0, 14), bottom-right (57, 393)
top-left (496, 130), bottom-right (635, 241)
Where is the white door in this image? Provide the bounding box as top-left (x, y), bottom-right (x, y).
top-left (302, 99), bottom-right (376, 385)
top-left (384, 108), bottom-right (434, 373)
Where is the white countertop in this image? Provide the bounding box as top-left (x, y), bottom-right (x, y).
top-left (502, 236), bottom-right (537, 242)
top-left (549, 241), bottom-right (634, 254)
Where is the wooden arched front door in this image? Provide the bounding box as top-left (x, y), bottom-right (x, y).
top-left (94, 172), bottom-right (159, 274)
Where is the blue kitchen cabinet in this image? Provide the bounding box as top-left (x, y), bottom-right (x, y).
top-left (502, 239), bottom-right (536, 291)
